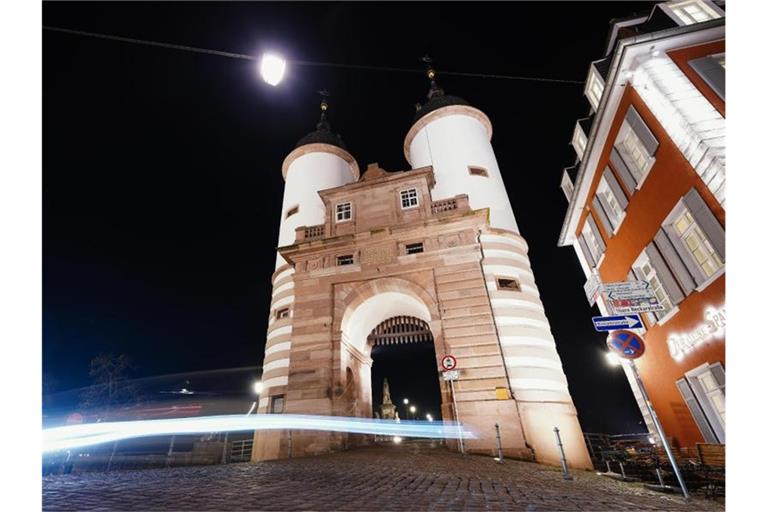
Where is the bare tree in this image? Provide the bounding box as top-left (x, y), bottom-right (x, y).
top-left (79, 353), bottom-right (142, 413)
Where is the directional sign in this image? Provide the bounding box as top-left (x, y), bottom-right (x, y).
top-left (592, 314), bottom-right (644, 332)
top-left (442, 370), bottom-right (460, 381)
top-left (584, 273), bottom-right (602, 307)
top-left (602, 280), bottom-right (664, 314)
top-left (441, 355), bottom-right (457, 371)
top-left (607, 330), bottom-right (646, 359)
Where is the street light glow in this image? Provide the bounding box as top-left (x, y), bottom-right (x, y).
top-left (253, 381), bottom-right (264, 394)
top-left (426, 414), bottom-right (433, 422)
top-left (605, 352), bottom-right (622, 367)
top-left (409, 405), bottom-right (416, 413)
top-left (260, 53), bottom-right (286, 86)
top-left (403, 398), bottom-right (409, 405)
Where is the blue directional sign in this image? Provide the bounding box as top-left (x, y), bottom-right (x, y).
top-left (592, 314), bottom-right (643, 332)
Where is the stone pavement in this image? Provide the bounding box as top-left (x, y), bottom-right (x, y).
top-left (43, 442), bottom-right (724, 511)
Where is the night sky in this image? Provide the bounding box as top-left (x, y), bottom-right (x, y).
top-left (43, 1), bottom-right (653, 433)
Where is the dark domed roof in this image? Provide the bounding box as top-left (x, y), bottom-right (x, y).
top-left (413, 94), bottom-right (471, 123)
top-left (412, 77), bottom-right (472, 123)
top-left (295, 111), bottom-right (348, 151)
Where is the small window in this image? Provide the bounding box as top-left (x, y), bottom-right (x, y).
top-left (335, 202), bottom-right (352, 222)
top-left (270, 395), bottom-right (285, 414)
top-left (585, 66), bottom-right (604, 111)
top-left (497, 277), bottom-right (521, 292)
top-left (405, 243), bottom-right (424, 255)
top-left (468, 166), bottom-right (489, 178)
top-left (337, 254), bottom-right (354, 266)
top-left (400, 188), bottom-right (419, 209)
top-left (571, 123), bottom-right (588, 161)
top-left (285, 205), bottom-right (299, 219)
top-left (275, 307), bottom-right (290, 320)
top-left (667, 0), bottom-right (722, 26)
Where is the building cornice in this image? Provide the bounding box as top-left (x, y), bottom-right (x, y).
top-left (557, 18), bottom-right (725, 247)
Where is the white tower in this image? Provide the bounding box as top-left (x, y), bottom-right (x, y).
top-left (259, 99), bottom-right (359, 405)
top-left (404, 68), bottom-right (591, 468)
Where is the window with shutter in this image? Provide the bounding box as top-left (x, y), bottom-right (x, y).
top-left (596, 172), bottom-right (626, 231)
top-left (685, 362), bottom-right (725, 442)
top-left (613, 106), bottom-right (658, 188)
top-left (676, 377), bottom-right (718, 443)
top-left (689, 54), bottom-right (725, 100)
top-left (632, 248), bottom-right (679, 322)
top-left (578, 234), bottom-right (596, 269)
top-left (580, 214), bottom-right (604, 265)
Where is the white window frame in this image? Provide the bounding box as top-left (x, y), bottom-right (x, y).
top-left (561, 170), bottom-right (574, 202)
top-left (400, 188), bottom-right (419, 210)
top-left (571, 122), bottom-right (588, 161)
top-left (596, 176), bottom-right (625, 232)
top-left (585, 66), bottom-right (604, 111)
top-left (616, 122), bottom-right (655, 188)
top-left (664, 0), bottom-right (724, 26)
top-left (669, 205), bottom-right (724, 280)
top-left (632, 251), bottom-right (675, 324)
top-left (685, 362), bottom-right (725, 442)
top-left (335, 201), bottom-right (352, 223)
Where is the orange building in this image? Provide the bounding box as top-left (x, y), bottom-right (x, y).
top-left (559, 0), bottom-right (725, 449)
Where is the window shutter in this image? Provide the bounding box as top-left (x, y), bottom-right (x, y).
top-left (646, 242), bottom-right (685, 306)
top-left (676, 378), bottom-right (718, 443)
top-left (655, 229), bottom-right (699, 293)
top-left (710, 362), bottom-right (725, 392)
top-left (604, 167), bottom-right (628, 210)
top-left (610, 148), bottom-right (637, 192)
top-left (689, 56), bottom-right (725, 100)
top-left (586, 214), bottom-right (606, 255)
top-left (625, 105), bottom-right (659, 156)
top-left (578, 234), bottom-right (596, 268)
top-left (592, 196), bottom-right (614, 235)
top-left (683, 188), bottom-right (725, 261)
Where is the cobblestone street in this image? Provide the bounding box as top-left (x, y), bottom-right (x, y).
top-left (43, 442), bottom-right (724, 511)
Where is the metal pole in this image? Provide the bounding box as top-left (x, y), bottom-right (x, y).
top-left (165, 435), bottom-right (176, 468)
top-left (449, 379), bottom-right (465, 455)
top-left (221, 431), bottom-right (229, 464)
top-left (494, 423), bottom-right (504, 463)
top-left (606, 460), bottom-right (612, 474)
top-left (619, 461), bottom-right (626, 480)
top-left (106, 441), bottom-right (118, 472)
top-left (553, 427), bottom-right (573, 480)
top-left (628, 360), bottom-right (689, 499)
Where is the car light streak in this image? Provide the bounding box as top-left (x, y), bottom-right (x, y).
top-left (43, 414), bottom-right (474, 453)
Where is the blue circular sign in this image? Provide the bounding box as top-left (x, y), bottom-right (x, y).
top-left (607, 330), bottom-right (646, 359)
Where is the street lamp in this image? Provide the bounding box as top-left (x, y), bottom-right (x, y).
top-left (253, 380), bottom-right (264, 395)
top-left (605, 352), bottom-right (622, 367)
top-left (260, 53), bottom-right (286, 86)
top-left (426, 413), bottom-right (433, 422)
top-left (409, 405), bottom-right (416, 420)
top-left (403, 398), bottom-right (409, 405)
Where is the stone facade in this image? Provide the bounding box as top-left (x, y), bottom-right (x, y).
top-left (253, 164), bottom-right (591, 468)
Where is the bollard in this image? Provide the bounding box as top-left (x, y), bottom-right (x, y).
top-left (494, 423), bottom-right (504, 463)
top-left (619, 461), bottom-right (626, 480)
top-left (165, 435), bottom-right (176, 468)
top-left (288, 430), bottom-right (293, 459)
top-left (553, 427), bottom-right (573, 480)
top-left (606, 460), bottom-right (612, 474)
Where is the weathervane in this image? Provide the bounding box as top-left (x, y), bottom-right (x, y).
top-left (317, 89), bottom-right (330, 130)
top-left (420, 54), bottom-right (443, 100)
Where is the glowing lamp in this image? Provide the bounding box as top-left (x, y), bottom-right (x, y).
top-left (260, 54), bottom-right (286, 86)
top-left (605, 352), bottom-right (622, 367)
top-left (253, 381), bottom-right (264, 395)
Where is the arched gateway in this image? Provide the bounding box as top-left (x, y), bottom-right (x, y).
top-left (253, 81), bottom-right (592, 469)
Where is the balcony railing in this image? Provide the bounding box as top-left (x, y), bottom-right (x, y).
top-left (431, 194), bottom-right (469, 215)
top-left (296, 224), bottom-right (325, 242)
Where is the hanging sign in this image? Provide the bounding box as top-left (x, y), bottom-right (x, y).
top-left (602, 280), bottom-right (665, 314)
top-left (442, 370), bottom-right (460, 381)
top-left (584, 272), bottom-right (602, 307)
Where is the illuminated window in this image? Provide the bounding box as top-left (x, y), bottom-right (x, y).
top-left (561, 170), bottom-right (574, 202)
top-left (285, 205), bottom-right (299, 219)
top-left (400, 188), bottom-right (419, 209)
top-left (335, 202), bottom-right (352, 222)
top-left (667, 0), bottom-right (722, 26)
top-left (632, 251), bottom-right (674, 323)
top-left (618, 128), bottom-right (652, 183)
top-left (585, 67), bottom-right (604, 111)
top-left (275, 308), bottom-right (290, 320)
top-left (337, 254), bottom-right (354, 266)
top-left (672, 209), bottom-right (724, 278)
top-left (581, 218), bottom-right (602, 263)
top-left (496, 277), bottom-right (521, 292)
top-left (405, 243), bottom-right (424, 255)
top-left (468, 166), bottom-right (489, 177)
top-left (571, 123), bottom-right (588, 160)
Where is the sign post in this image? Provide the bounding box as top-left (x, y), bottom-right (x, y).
top-left (606, 330), bottom-right (690, 500)
top-left (441, 354), bottom-right (464, 455)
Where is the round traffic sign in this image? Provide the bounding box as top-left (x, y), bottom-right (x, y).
top-left (607, 330), bottom-right (646, 359)
top-left (441, 355), bottom-right (457, 371)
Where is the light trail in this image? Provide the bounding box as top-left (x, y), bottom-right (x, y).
top-left (43, 414), bottom-right (474, 453)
